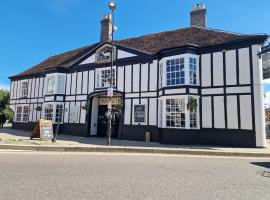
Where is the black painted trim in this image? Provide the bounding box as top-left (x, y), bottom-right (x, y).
top-left (249, 46), bottom-right (255, 132)
top-left (237, 95), bottom-right (241, 129)
top-left (211, 96), bottom-right (214, 128)
top-left (210, 53), bottom-right (213, 87)
top-left (236, 49), bottom-right (240, 85)
top-left (223, 51), bottom-right (228, 129)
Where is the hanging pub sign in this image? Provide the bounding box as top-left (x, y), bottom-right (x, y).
top-left (31, 119), bottom-right (54, 140)
top-left (133, 104), bottom-right (145, 123)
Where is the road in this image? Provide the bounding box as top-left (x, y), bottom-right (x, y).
top-left (0, 151), bottom-right (269, 200)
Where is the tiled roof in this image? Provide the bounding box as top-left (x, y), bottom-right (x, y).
top-left (10, 26), bottom-right (268, 79)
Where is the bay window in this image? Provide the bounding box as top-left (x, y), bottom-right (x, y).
top-left (159, 54), bottom-right (199, 87)
top-left (96, 67), bottom-right (116, 88)
top-left (15, 105), bottom-right (29, 122)
top-left (159, 96), bottom-right (199, 129)
top-left (43, 103), bottom-right (64, 123)
top-left (45, 73), bottom-right (66, 95)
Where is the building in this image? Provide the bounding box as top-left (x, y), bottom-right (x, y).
top-left (9, 4), bottom-right (269, 147)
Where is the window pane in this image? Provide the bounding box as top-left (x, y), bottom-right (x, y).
top-left (165, 98), bottom-right (185, 128)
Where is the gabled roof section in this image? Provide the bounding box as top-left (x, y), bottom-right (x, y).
top-left (10, 26), bottom-right (268, 79)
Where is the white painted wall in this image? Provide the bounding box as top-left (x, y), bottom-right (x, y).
top-left (124, 99), bottom-right (131, 125)
top-left (80, 101), bottom-right (86, 124)
top-left (149, 60), bottom-right (157, 91)
top-left (213, 96), bottom-right (225, 128)
top-left (252, 45), bottom-right (266, 147)
top-left (133, 64), bottom-right (140, 92)
top-left (71, 72), bottom-right (76, 95)
top-left (82, 71), bottom-right (88, 94)
top-left (149, 98), bottom-right (157, 125)
top-left (88, 70), bottom-right (95, 94)
top-left (125, 65), bottom-right (132, 92)
top-left (34, 78), bottom-right (39, 97)
top-left (90, 97), bottom-right (98, 135)
top-left (213, 52), bottom-right (224, 86)
top-left (66, 74), bottom-right (71, 95)
top-left (80, 54), bottom-right (95, 65)
top-left (64, 102), bottom-right (70, 123)
top-left (225, 50), bottom-right (237, 85)
top-left (238, 48), bottom-right (250, 84)
top-left (76, 72), bottom-right (82, 95)
top-left (240, 95), bottom-right (252, 130)
top-left (226, 95), bottom-right (238, 129)
top-left (201, 54), bottom-right (211, 87)
top-left (118, 50), bottom-right (136, 59)
top-left (202, 96), bottom-right (212, 128)
top-left (141, 63), bottom-right (148, 91)
top-left (117, 66), bottom-right (124, 92)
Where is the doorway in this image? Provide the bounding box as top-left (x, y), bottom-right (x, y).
top-left (89, 95), bottom-right (123, 138)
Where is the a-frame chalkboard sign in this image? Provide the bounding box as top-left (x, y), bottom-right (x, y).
top-left (31, 119), bottom-right (54, 140)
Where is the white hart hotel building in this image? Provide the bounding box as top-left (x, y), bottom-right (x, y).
top-left (9, 4), bottom-right (268, 147)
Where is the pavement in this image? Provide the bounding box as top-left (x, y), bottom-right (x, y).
top-left (0, 151), bottom-right (270, 200)
top-left (0, 126), bottom-right (270, 157)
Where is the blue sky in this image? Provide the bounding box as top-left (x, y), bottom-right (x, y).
top-left (0, 0), bottom-right (270, 91)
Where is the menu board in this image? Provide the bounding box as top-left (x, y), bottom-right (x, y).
top-left (31, 119), bottom-right (53, 140)
top-left (133, 104), bottom-right (145, 123)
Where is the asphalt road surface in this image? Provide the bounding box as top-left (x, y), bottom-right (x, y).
top-left (0, 151), bottom-right (270, 200)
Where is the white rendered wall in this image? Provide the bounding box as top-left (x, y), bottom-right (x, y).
top-left (226, 95), bottom-right (238, 129)
top-left (213, 96), bottom-right (225, 128)
top-left (149, 60), bottom-right (157, 91)
top-left (117, 66), bottom-right (124, 92)
top-left (225, 50), bottom-right (237, 85)
top-left (88, 70), bottom-right (95, 94)
top-left (252, 45), bottom-right (266, 147)
top-left (90, 97), bottom-right (98, 135)
top-left (141, 63), bottom-right (148, 91)
top-left (125, 65), bottom-right (132, 92)
top-left (76, 72), bottom-right (82, 95)
top-left (240, 95), bottom-right (252, 130)
top-left (71, 72), bottom-right (76, 95)
top-left (82, 71), bottom-right (88, 94)
top-left (149, 98), bottom-right (157, 125)
top-left (117, 50), bottom-right (136, 59)
top-left (238, 48), bottom-right (250, 84)
top-left (124, 99), bottom-right (131, 125)
top-left (201, 54), bottom-right (211, 87)
top-left (66, 74), bottom-right (71, 95)
top-left (80, 101), bottom-right (86, 124)
top-left (133, 64), bottom-right (140, 92)
top-left (213, 52), bottom-right (224, 86)
top-left (202, 96), bottom-right (212, 128)
top-left (80, 54), bottom-right (95, 65)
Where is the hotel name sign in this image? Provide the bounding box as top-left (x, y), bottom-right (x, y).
top-left (99, 97), bottom-right (122, 105)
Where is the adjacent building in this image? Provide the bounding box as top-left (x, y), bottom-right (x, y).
top-left (9, 4), bottom-right (268, 147)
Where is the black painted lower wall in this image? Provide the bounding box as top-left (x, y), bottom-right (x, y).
top-left (12, 122), bottom-right (256, 147)
top-left (120, 125), bottom-right (256, 147)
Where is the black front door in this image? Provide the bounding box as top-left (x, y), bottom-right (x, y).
top-left (97, 105), bottom-right (121, 138)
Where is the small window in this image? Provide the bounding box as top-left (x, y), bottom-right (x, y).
top-left (21, 81), bottom-right (28, 97)
top-left (96, 68), bottom-right (116, 88)
top-left (165, 98), bottom-right (185, 128)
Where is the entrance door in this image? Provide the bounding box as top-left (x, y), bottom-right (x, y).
top-left (97, 104), bottom-right (121, 138)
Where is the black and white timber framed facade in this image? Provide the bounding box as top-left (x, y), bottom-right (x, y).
top-left (9, 4), bottom-right (269, 147)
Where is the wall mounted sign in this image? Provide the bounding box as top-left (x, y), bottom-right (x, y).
top-left (133, 104), bottom-right (145, 123)
top-left (99, 97), bottom-right (122, 106)
top-left (96, 44), bottom-right (116, 64)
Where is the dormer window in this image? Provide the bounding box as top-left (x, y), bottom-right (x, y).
top-left (21, 81), bottom-right (28, 98)
top-left (96, 67), bottom-right (116, 88)
top-left (45, 73), bottom-right (66, 95)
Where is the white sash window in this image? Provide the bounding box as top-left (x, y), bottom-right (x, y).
top-left (15, 105), bottom-right (29, 122)
top-left (95, 67), bottom-right (116, 88)
top-left (45, 73), bottom-right (66, 95)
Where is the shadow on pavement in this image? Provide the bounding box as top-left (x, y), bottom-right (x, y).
top-left (251, 162), bottom-right (270, 169)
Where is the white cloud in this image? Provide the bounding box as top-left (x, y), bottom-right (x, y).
top-left (263, 79), bottom-right (270, 84)
top-left (44, 0), bottom-right (78, 15)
